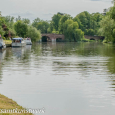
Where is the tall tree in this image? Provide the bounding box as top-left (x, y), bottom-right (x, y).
top-left (22, 18), bottom-right (30, 25)
top-left (14, 20), bottom-right (28, 37)
top-left (52, 13), bottom-right (62, 31)
top-left (59, 14), bottom-right (72, 34)
top-left (32, 18), bottom-right (41, 28)
top-left (26, 26), bottom-right (41, 41)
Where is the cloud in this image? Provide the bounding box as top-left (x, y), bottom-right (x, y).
top-left (0, 0), bottom-right (113, 21)
top-left (91, 0), bottom-right (102, 1)
top-left (10, 11), bottom-right (34, 17)
top-left (90, 0), bottom-right (111, 1)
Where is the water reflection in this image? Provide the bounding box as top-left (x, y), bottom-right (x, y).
top-left (12, 45), bottom-right (31, 59)
top-left (0, 50), bottom-right (6, 83)
top-left (0, 50), bottom-right (6, 60)
top-left (0, 43), bottom-right (115, 115)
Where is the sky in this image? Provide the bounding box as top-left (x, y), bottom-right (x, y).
top-left (0, 0), bottom-right (113, 21)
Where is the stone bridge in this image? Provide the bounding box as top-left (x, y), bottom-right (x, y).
top-left (84, 35), bottom-right (105, 40)
top-left (41, 34), bottom-right (104, 42)
top-left (42, 34), bottom-right (65, 42)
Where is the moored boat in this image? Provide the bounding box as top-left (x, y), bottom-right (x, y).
top-left (12, 38), bottom-right (26, 47)
top-left (0, 35), bottom-right (6, 50)
top-left (24, 38), bottom-right (32, 45)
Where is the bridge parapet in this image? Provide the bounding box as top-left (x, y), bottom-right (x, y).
top-left (84, 35), bottom-right (105, 40)
top-left (42, 34), bottom-right (65, 42)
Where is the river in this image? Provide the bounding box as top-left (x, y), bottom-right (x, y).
top-left (0, 42), bottom-right (115, 115)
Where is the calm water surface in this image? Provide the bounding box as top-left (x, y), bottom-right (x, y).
top-left (0, 42), bottom-right (115, 115)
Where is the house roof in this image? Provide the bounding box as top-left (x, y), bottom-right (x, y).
top-left (12, 38), bottom-right (23, 40)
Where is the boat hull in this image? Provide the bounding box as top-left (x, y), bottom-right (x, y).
top-left (26, 42), bottom-right (32, 45)
top-left (24, 39), bottom-right (32, 45)
top-left (0, 42), bottom-right (6, 50)
top-left (12, 42), bottom-right (26, 47)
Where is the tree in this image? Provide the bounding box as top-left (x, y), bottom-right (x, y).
top-left (59, 14), bottom-right (72, 34)
top-left (14, 20), bottom-right (28, 37)
top-left (4, 16), bottom-right (15, 29)
top-left (0, 26), bottom-right (5, 37)
top-left (76, 11), bottom-right (90, 31)
top-left (32, 18), bottom-right (41, 28)
top-left (73, 16), bottom-right (83, 30)
top-left (52, 13), bottom-right (62, 31)
top-left (22, 18), bottom-right (30, 25)
top-left (16, 16), bottom-right (21, 21)
top-left (63, 19), bottom-right (83, 41)
top-left (47, 21), bottom-right (54, 33)
top-left (37, 21), bottom-right (50, 33)
top-left (99, 16), bottom-right (115, 42)
top-left (26, 26), bottom-right (41, 41)
top-left (98, 5), bottom-right (115, 43)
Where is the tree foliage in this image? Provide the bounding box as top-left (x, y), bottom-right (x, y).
top-left (63, 19), bottom-right (83, 41)
top-left (99, 5), bottom-right (115, 43)
top-left (32, 18), bottom-right (50, 33)
top-left (14, 20), bottom-right (28, 38)
top-left (52, 13), bottom-right (62, 31)
top-left (26, 26), bottom-right (41, 41)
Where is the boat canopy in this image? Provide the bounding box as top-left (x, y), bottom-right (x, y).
top-left (12, 38), bottom-right (23, 40)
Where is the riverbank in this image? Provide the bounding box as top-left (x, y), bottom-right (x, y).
top-left (3, 40), bottom-right (12, 44)
top-left (0, 94), bottom-right (32, 115)
top-left (3, 40), bottom-right (12, 47)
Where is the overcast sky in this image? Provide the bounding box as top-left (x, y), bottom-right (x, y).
top-left (0, 0), bottom-right (113, 21)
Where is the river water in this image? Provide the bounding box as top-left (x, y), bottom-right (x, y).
top-left (0, 42), bottom-right (115, 115)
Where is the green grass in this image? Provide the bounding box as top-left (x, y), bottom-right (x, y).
top-left (81, 38), bottom-right (101, 42)
top-left (81, 38), bottom-right (90, 42)
top-left (3, 40), bottom-right (12, 45)
top-left (0, 94), bottom-right (32, 115)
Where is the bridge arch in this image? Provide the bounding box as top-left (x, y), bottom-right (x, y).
top-left (42, 36), bottom-right (51, 42)
top-left (90, 38), bottom-right (95, 40)
top-left (41, 34), bottom-right (65, 42)
top-left (84, 35), bottom-right (105, 41)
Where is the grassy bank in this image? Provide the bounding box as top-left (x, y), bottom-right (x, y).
top-left (3, 40), bottom-right (12, 45)
top-left (81, 38), bottom-right (102, 42)
top-left (0, 94), bottom-right (32, 115)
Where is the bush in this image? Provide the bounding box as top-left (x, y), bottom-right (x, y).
top-left (26, 26), bottom-right (41, 42)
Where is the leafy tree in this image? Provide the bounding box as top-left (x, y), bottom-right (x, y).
top-left (74, 11), bottom-right (103, 35)
top-left (14, 20), bottom-right (28, 37)
top-left (73, 17), bottom-right (83, 30)
top-left (4, 16), bottom-right (15, 29)
top-left (32, 18), bottom-right (49, 33)
top-left (26, 26), bottom-right (41, 41)
top-left (59, 14), bottom-right (72, 34)
top-left (9, 28), bottom-right (16, 38)
top-left (37, 21), bottom-right (49, 33)
top-left (99, 16), bottom-right (115, 42)
top-left (85, 29), bottom-right (95, 36)
top-left (52, 30), bottom-right (59, 34)
top-left (74, 29), bottom-right (84, 41)
top-left (16, 16), bottom-right (21, 21)
top-left (22, 18), bottom-right (30, 25)
top-left (47, 21), bottom-right (54, 33)
top-left (63, 19), bottom-right (84, 41)
top-left (32, 18), bottom-right (41, 28)
top-left (52, 13), bottom-right (62, 31)
top-left (0, 26), bottom-right (5, 37)
top-left (98, 4), bottom-right (115, 43)
top-left (76, 11), bottom-right (90, 31)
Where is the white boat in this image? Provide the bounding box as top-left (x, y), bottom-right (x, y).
top-left (12, 38), bottom-right (26, 47)
top-left (24, 38), bottom-right (32, 45)
top-left (0, 38), bottom-right (6, 50)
